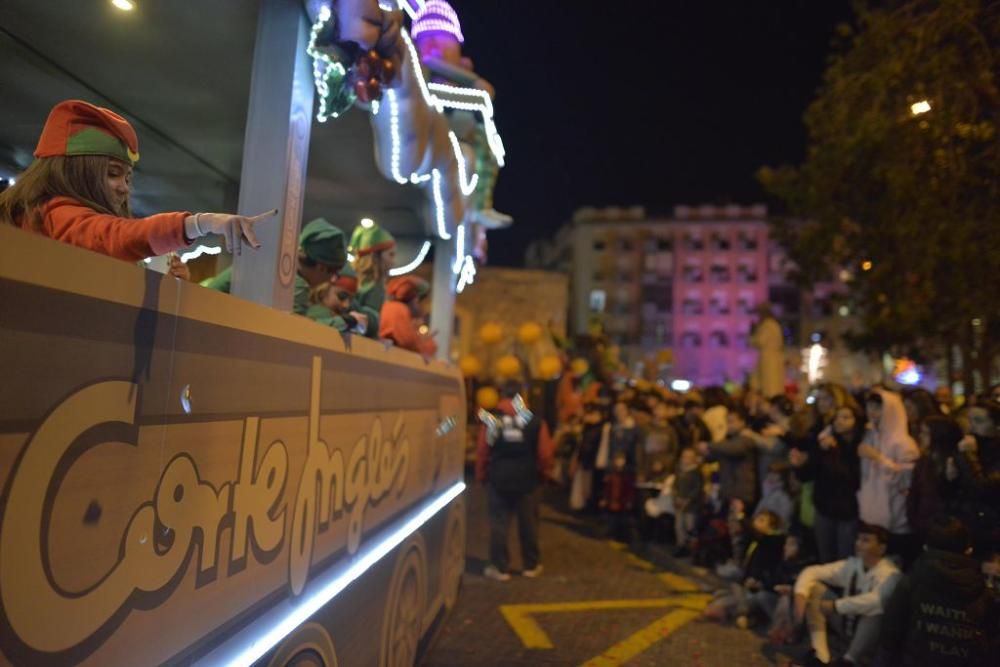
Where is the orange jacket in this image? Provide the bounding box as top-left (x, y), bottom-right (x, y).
top-left (27, 196), bottom-right (189, 262)
top-left (378, 300), bottom-right (437, 356)
top-left (475, 399), bottom-right (556, 484)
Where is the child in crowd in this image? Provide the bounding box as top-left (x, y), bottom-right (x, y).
top-left (672, 447), bottom-right (704, 557)
top-left (0, 99), bottom-right (274, 262)
top-left (702, 510), bottom-right (786, 624)
top-left (754, 462), bottom-right (794, 531)
top-left (602, 451), bottom-right (636, 544)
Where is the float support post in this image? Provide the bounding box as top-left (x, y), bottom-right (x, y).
top-left (232, 0), bottom-right (314, 309)
top-left (431, 236), bottom-right (456, 360)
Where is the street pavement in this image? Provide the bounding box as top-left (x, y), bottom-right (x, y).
top-left (424, 479), bottom-right (805, 667)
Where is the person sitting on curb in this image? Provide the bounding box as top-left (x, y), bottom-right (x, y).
top-left (793, 522), bottom-right (900, 666)
top-left (879, 514), bottom-right (1000, 667)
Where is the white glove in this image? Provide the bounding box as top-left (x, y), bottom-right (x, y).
top-left (512, 394), bottom-right (533, 423)
top-left (478, 409), bottom-right (500, 446)
top-left (185, 208), bottom-right (278, 255)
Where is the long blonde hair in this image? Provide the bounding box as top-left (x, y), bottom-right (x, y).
top-left (0, 155), bottom-right (129, 230)
top-left (353, 249), bottom-right (389, 287)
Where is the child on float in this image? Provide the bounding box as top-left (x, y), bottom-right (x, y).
top-left (349, 221), bottom-right (395, 338)
top-left (379, 275), bottom-right (437, 356)
top-left (307, 265), bottom-right (368, 334)
top-left (0, 100), bottom-right (274, 263)
top-left (203, 217), bottom-right (346, 313)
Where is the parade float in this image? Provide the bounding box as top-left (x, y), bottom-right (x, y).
top-left (0, 1), bottom-right (507, 665)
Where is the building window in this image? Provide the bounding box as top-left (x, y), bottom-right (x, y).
top-left (684, 235), bottom-right (704, 251)
top-left (657, 237), bottom-right (673, 251)
top-left (709, 264), bottom-right (730, 284)
top-left (708, 297), bottom-right (729, 316)
top-left (590, 289), bottom-right (607, 313)
top-left (709, 233), bottom-right (731, 251)
top-left (738, 233), bottom-right (758, 250)
top-left (736, 265), bottom-right (758, 283)
top-left (592, 271), bottom-right (606, 282)
top-left (619, 239), bottom-right (633, 252)
top-left (682, 265), bottom-right (704, 283)
top-left (593, 240), bottom-right (606, 251)
top-left (708, 331), bottom-right (729, 349)
top-left (681, 299), bottom-right (704, 315)
top-left (680, 332), bottom-right (702, 349)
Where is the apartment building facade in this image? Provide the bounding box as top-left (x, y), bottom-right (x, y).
top-left (528, 204), bottom-right (773, 386)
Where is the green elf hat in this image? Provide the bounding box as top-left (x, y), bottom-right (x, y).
top-left (299, 218), bottom-right (347, 268)
top-left (349, 220), bottom-right (395, 256)
top-left (34, 100), bottom-right (140, 165)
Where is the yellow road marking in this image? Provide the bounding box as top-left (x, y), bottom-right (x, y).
top-left (579, 607), bottom-right (703, 666)
top-left (658, 571), bottom-right (700, 592)
top-left (499, 595), bottom-right (711, 649)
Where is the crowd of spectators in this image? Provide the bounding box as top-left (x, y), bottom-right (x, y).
top-left (547, 377), bottom-right (1000, 666)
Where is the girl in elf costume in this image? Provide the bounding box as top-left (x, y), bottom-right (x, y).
top-left (379, 275), bottom-right (437, 357)
top-left (349, 221), bottom-right (395, 338)
top-left (0, 100), bottom-right (274, 261)
top-left (306, 265), bottom-right (369, 335)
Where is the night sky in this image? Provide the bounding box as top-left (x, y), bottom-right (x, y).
top-left (449, 0), bottom-right (854, 266)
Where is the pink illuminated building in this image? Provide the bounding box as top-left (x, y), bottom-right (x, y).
top-left (527, 204), bottom-right (776, 386)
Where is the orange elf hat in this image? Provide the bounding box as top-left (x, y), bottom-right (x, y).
top-left (34, 100), bottom-right (140, 165)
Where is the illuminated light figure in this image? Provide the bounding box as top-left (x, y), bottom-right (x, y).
top-left (333, 0), bottom-right (509, 257)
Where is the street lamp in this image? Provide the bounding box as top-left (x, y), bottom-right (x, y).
top-left (910, 100), bottom-right (931, 116)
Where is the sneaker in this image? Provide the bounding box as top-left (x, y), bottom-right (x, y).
top-left (483, 565), bottom-right (511, 582)
top-left (522, 565), bottom-right (544, 578)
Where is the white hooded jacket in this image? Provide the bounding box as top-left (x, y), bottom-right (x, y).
top-left (857, 389), bottom-right (919, 533)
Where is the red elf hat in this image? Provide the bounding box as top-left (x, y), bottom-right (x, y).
top-left (34, 100), bottom-right (140, 165)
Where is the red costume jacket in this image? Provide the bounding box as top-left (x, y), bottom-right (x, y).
top-left (26, 196), bottom-right (188, 262)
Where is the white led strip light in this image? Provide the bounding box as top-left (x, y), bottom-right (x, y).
top-left (452, 223), bottom-right (465, 273)
top-left (448, 131), bottom-right (478, 196)
top-left (431, 168), bottom-right (451, 240)
top-left (215, 480), bottom-right (466, 667)
top-left (388, 240), bottom-right (432, 276)
top-left (456, 255), bottom-right (476, 293)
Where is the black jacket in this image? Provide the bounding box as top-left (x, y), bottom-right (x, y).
top-left (880, 548), bottom-right (1000, 667)
top-left (794, 428), bottom-right (861, 520)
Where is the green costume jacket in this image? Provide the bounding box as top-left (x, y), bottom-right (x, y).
top-left (202, 267), bottom-right (348, 331)
top-left (355, 280), bottom-right (385, 339)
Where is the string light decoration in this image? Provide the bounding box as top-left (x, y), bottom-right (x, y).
top-left (388, 240), bottom-right (432, 276)
top-left (410, 0), bottom-right (465, 43)
top-left (456, 255), bottom-right (476, 293)
top-left (431, 168), bottom-right (451, 240)
top-left (448, 131), bottom-right (478, 196)
top-left (306, 6), bottom-right (353, 122)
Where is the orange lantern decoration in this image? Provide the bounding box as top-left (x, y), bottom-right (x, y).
top-left (459, 355), bottom-right (482, 377)
top-left (570, 358), bottom-right (590, 377)
top-left (517, 321), bottom-right (543, 345)
top-left (538, 355), bottom-right (562, 379)
top-left (495, 355), bottom-right (522, 379)
top-left (476, 386), bottom-right (499, 410)
top-left (478, 322), bottom-right (503, 345)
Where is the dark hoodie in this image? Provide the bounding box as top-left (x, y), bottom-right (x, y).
top-left (793, 418), bottom-right (863, 521)
top-left (880, 548), bottom-right (999, 667)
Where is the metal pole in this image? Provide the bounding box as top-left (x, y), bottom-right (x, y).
top-left (232, 0), bottom-right (314, 309)
top-left (431, 236), bottom-right (456, 360)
